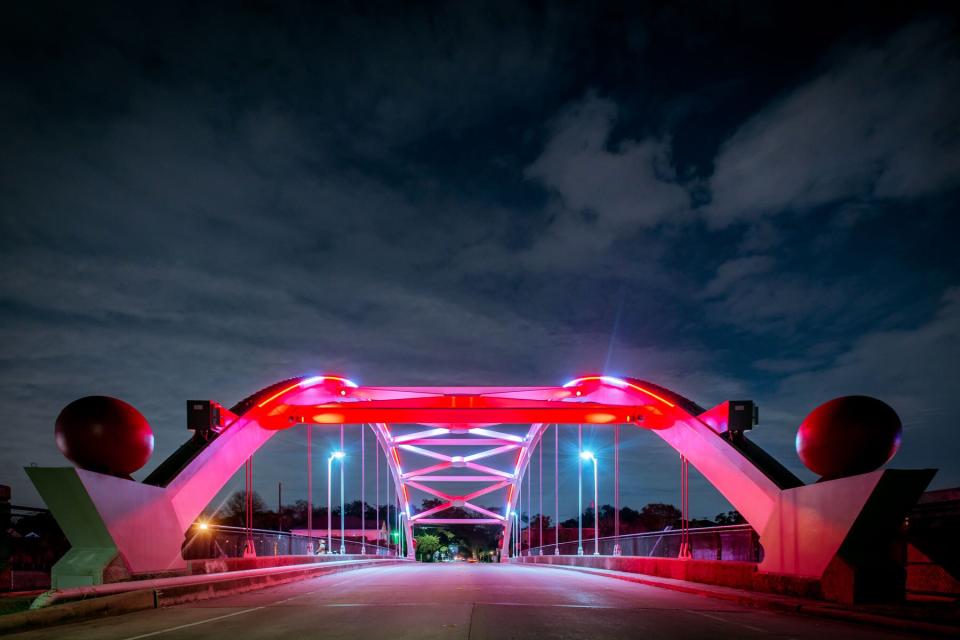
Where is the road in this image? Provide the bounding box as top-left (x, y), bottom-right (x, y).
top-left (8, 563), bottom-right (923, 639)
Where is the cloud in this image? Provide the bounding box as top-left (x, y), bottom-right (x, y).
top-left (748, 287), bottom-right (960, 485)
top-left (702, 255), bottom-right (775, 298)
top-left (524, 94), bottom-right (692, 250)
top-left (706, 21), bottom-right (960, 226)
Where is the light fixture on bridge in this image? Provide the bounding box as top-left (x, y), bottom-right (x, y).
top-left (328, 451), bottom-right (346, 555)
top-left (578, 450), bottom-right (600, 556)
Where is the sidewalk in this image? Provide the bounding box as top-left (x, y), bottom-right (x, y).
top-left (535, 563), bottom-right (960, 637)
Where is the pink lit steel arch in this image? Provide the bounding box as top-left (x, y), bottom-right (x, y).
top-left (27, 373), bottom-right (934, 588)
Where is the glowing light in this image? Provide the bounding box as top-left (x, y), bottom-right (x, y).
top-left (585, 412), bottom-right (617, 423)
top-left (580, 451), bottom-right (595, 461)
top-left (256, 375), bottom-right (359, 408)
top-left (198, 521), bottom-right (209, 530)
top-left (330, 450), bottom-right (345, 460)
top-left (313, 413), bottom-right (346, 424)
top-left (306, 375), bottom-right (359, 389)
top-left (562, 375), bottom-right (676, 408)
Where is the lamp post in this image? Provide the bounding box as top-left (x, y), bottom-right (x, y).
top-left (510, 511), bottom-right (520, 557)
top-left (398, 511), bottom-right (407, 558)
top-left (577, 448), bottom-right (584, 556)
top-left (581, 451), bottom-right (599, 555)
top-left (327, 451), bottom-right (345, 555)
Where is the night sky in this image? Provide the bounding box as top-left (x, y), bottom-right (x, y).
top-left (2, 2), bottom-right (958, 522)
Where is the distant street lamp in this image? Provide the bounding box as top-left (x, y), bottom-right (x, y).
top-left (577, 449), bottom-right (584, 556)
top-left (510, 510), bottom-right (520, 557)
top-left (581, 451), bottom-right (600, 555)
top-left (327, 451), bottom-right (345, 554)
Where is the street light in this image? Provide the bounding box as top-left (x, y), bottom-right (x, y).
top-left (581, 451), bottom-right (600, 555)
top-left (510, 510), bottom-right (520, 557)
top-left (327, 451), bottom-right (345, 555)
top-left (398, 511), bottom-right (408, 558)
top-left (577, 449), bottom-right (584, 556)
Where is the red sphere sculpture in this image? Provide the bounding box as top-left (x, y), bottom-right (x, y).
top-left (795, 395), bottom-right (901, 479)
top-left (55, 396), bottom-right (154, 476)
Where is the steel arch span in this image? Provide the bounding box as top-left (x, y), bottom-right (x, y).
top-left (27, 374), bottom-right (934, 589)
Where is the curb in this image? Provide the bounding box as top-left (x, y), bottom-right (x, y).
top-left (0, 559), bottom-right (403, 634)
top-left (0, 589), bottom-right (156, 634)
top-left (531, 564), bottom-right (960, 637)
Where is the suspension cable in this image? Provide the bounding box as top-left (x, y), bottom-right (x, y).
top-left (527, 446), bottom-right (532, 552)
top-left (307, 425), bottom-right (313, 545)
top-left (680, 454), bottom-right (691, 559)
top-left (244, 456), bottom-right (254, 555)
top-left (554, 423), bottom-right (559, 553)
top-left (386, 447), bottom-right (391, 555)
top-left (517, 464), bottom-right (523, 556)
top-left (538, 432), bottom-right (543, 554)
top-left (614, 423), bottom-right (620, 555)
top-left (577, 423), bottom-right (582, 556)
top-left (375, 425), bottom-right (380, 552)
top-left (361, 423), bottom-right (366, 553)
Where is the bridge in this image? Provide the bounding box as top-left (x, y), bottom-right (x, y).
top-left (23, 374), bottom-right (935, 613)
top-left (6, 561), bottom-right (937, 639)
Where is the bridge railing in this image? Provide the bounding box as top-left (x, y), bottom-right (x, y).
top-left (182, 524), bottom-right (397, 559)
top-left (522, 524), bottom-right (760, 562)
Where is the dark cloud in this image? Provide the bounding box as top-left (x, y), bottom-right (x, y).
top-left (1, 2), bottom-right (958, 517)
top-left (706, 21), bottom-right (960, 225)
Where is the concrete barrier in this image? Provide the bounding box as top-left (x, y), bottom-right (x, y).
top-left (0, 589), bottom-right (156, 634)
top-left (514, 555), bottom-right (823, 600)
top-left (1, 558), bottom-right (407, 634)
top-left (187, 553), bottom-right (378, 574)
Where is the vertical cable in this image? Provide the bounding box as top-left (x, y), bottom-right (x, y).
top-left (527, 451), bottom-right (532, 552)
top-left (577, 423), bottom-right (583, 555)
top-left (375, 426), bottom-right (380, 553)
top-left (361, 423), bottom-right (366, 553)
top-left (538, 434), bottom-right (543, 553)
top-left (386, 447), bottom-right (391, 555)
top-left (554, 423), bottom-right (559, 553)
top-left (307, 425), bottom-right (313, 544)
top-left (518, 467), bottom-right (523, 556)
top-left (679, 455), bottom-right (691, 559)
top-left (614, 423), bottom-right (620, 554)
top-left (244, 457), bottom-right (254, 554)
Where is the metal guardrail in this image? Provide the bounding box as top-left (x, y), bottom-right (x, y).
top-left (182, 524), bottom-right (398, 559)
top-left (523, 524), bottom-right (761, 562)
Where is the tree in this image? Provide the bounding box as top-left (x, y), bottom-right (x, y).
top-left (223, 491), bottom-right (267, 527)
top-left (638, 503), bottom-right (681, 531)
top-left (714, 510), bottom-right (745, 525)
top-left (414, 533), bottom-right (441, 561)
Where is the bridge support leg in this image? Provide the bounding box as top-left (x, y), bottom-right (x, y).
top-left (26, 467), bottom-right (186, 587)
top-left (758, 468), bottom-right (934, 603)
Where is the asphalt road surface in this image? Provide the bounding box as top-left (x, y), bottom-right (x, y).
top-left (8, 563), bottom-right (925, 639)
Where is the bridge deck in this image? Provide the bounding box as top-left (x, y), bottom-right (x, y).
top-left (6, 563), bottom-right (920, 639)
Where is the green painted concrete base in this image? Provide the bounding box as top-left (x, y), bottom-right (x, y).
top-left (25, 467), bottom-right (125, 588)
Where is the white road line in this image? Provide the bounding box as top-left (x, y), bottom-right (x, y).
top-left (119, 574), bottom-right (344, 638)
top-left (690, 609), bottom-right (766, 633)
top-left (119, 606), bottom-right (267, 640)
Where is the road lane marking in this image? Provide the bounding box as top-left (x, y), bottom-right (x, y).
top-left (120, 606), bottom-right (267, 640)
top-left (690, 610), bottom-right (766, 633)
top-left (119, 585), bottom-right (328, 639)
